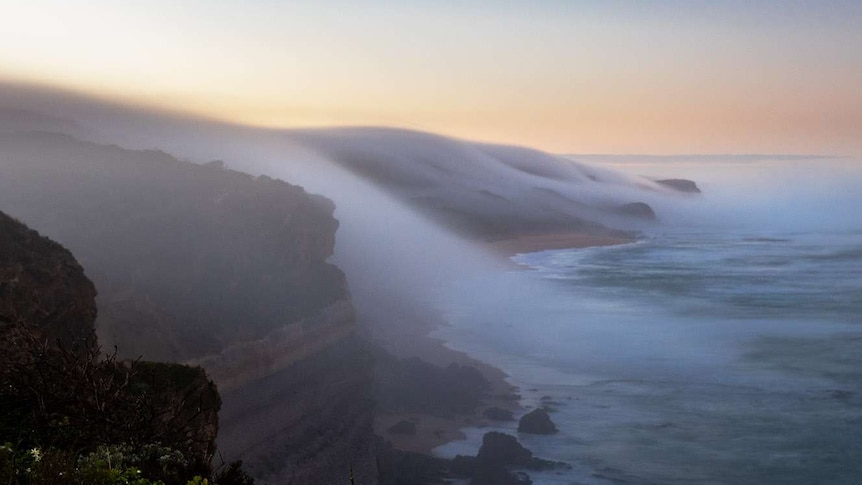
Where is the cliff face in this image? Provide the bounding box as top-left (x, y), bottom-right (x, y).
top-left (0, 210), bottom-right (220, 472)
top-left (218, 333), bottom-right (377, 483)
top-left (0, 211), bottom-right (96, 347)
top-left (0, 131), bottom-right (345, 362)
top-left (0, 130), bottom-right (377, 484)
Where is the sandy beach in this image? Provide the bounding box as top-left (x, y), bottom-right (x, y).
top-left (487, 231), bottom-right (635, 257)
top-left (373, 231), bottom-right (634, 454)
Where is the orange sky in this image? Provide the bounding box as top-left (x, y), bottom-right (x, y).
top-left (1, 1), bottom-right (860, 155)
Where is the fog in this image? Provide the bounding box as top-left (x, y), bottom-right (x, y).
top-left (5, 82), bottom-right (860, 353)
top-left (579, 154), bottom-right (862, 235)
top-left (4, 81), bottom-right (862, 484)
top-left (0, 81), bottom-right (701, 345)
top-left (4, 84), bottom-right (860, 341)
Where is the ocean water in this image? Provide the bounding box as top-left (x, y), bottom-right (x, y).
top-left (435, 156), bottom-right (862, 485)
top-left (432, 158), bottom-right (862, 484)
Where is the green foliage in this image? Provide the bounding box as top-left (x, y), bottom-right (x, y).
top-left (0, 443), bottom-right (218, 485)
top-left (0, 329), bottom-right (252, 485)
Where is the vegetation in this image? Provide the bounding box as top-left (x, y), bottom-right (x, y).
top-left (0, 328), bottom-right (252, 485)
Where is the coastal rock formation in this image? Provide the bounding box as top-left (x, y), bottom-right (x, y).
top-left (451, 432), bottom-right (570, 485)
top-left (0, 131), bottom-right (344, 362)
top-left (656, 178), bottom-right (701, 193)
top-left (518, 408), bottom-right (558, 434)
top-left (218, 333), bottom-right (376, 484)
top-left (616, 202), bottom-right (657, 220)
top-left (477, 432), bottom-right (533, 464)
top-left (0, 131), bottom-right (377, 484)
top-left (374, 352), bottom-right (490, 417)
top-left (0, 211), bottom-right (221, 476)
top-left (0, 211), bottom-right (97, 347)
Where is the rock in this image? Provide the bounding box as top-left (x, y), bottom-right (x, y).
top-left (518, 409), bottom-right (558, 434)
top-left (0, 211), bottom-right (221, 467)
top-left (0, 131), bottom-right (346, 362)
top-left (450, 455), bottom-right (477, 477)
top-left (483, 407), bottom-right (515, 421)
top-left (387, 420), bottom-right (417, 435)
top-left (376, 439), bottom-right (448, 485)
top-left (0, 132), bottom-right (380, 485)
top-left (374, 352), bottom-right (490, 417)
top-left (656, 178), bottom-right (701, 193)
top-left (0, 210), bottom-right (97, 347)
top-left (477, 431), bottom-right (532, 465)
top-left (452, 432), bottom-right (568, 485)
top-left (616, 202), bottom-right (657, 220)
top-left (470, 432), bottom-right (534, 485)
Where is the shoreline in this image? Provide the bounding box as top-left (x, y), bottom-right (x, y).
top-left (370, 301), bottom-right (521, 454)
top-left (373, 231), bottom-right (634, 455)
top-left (487, 231), bottom-right (635, 258)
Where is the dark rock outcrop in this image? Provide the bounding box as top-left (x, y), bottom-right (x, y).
top-left (656, 178), bottom-right (701, 193)
top-left (518, 408), bottom-right (558, 434)
top-left (451, 432), bottom-right (570, 485)
top-left (376, 439), bottom-right (449, 485)
top-left (0, 211), bottom-right (96, 348)
top-left (477, 432), bottom-right (533, 464)
top-left (616, 202), bottom-right (657, 220)
top-left (374, 352), bottom-right (490, 417)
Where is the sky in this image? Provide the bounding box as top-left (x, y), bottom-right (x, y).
top-left (1, 0), bottom-right (861, 155)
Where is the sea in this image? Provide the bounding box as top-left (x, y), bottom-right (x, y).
top-left (432, 157), bottom-right (862, 485)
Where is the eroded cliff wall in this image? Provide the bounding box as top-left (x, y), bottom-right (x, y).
top-left (0, 211), bottom-right (220, 471)
top-left (0, 130), bottom-right (377, 483)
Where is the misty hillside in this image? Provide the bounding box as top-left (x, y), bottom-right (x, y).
top-left (0, 210), bottom-right (229, 485)
top-left (0, 130), bottom-right (346, 362)
top-left (0, 128), bottom-right (383, 483)
top-left (289, 127), bottom-right (696, 239)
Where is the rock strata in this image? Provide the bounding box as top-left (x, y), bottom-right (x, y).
top-left (0, 132), bottom-right (378, 485)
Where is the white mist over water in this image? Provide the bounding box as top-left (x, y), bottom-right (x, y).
top-left (434, 156), bottom-right (862, 485)
top-left (586, 155), bottom-right (862, 234)
top-left (5, 85), bottom-right (862, 483)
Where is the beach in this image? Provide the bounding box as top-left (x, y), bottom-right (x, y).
top-left (372, 231), bottom-right (634, 454)
top-left (487, 232), bottom-right (634, 258)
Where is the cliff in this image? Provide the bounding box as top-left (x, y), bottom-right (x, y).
top-left (0, 210), bottom-right (96, 347)
top-left (0, 131), bottom-right (345, 362)
top-left (288, 127), bottom-right (662, 240)
top-left (0, 211), bottom-right (221, 483)
top-left (0, 131), bottom-right (376, 483)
